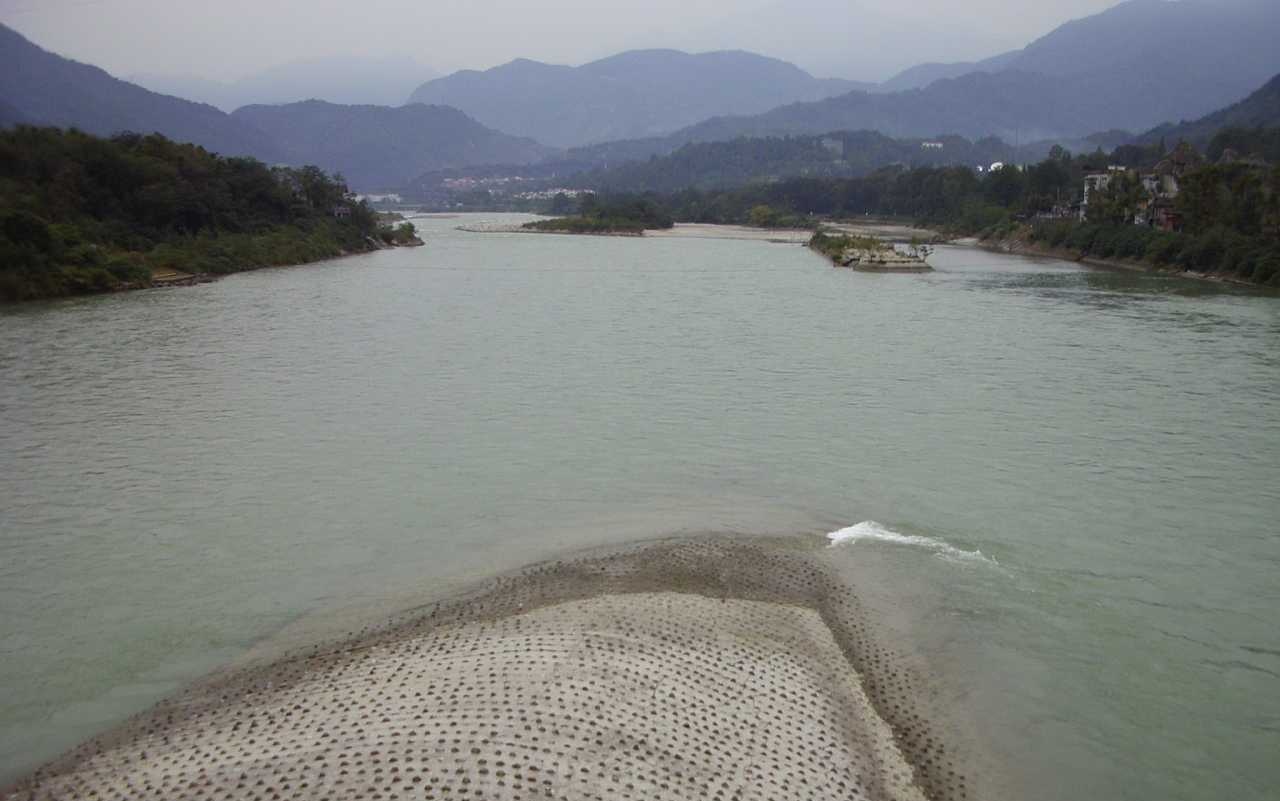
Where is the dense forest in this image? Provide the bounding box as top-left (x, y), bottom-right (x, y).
top-left (578, 132), bottom-right (1051, 194)
top-left (550, 127), bottom-right (1280, 285)
top-left (0, 126), bottom-right (412, 301)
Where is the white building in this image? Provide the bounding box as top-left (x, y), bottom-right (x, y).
top-left (1080, 172), bottom-right (1118, 221)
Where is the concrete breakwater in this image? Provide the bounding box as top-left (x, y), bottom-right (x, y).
top-left (1, 537), bottom-right (971, 801)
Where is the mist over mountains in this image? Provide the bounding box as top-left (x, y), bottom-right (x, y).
top-left (0, 23), bottom-right (279, 161)
top-left (435, 0), bottom-right (1280, 155)
top-left (407, 50), bottom-right (871, 149)
top-left (1138, 73), bottom-right (1280, 147)
top-left (0, 24), bottom-right (542, 189)
top-left (231, 101), bottom-right (550, 189)
top-left (2, 0), bottom-right (1278, 191)
top-left (132, 56), bottom-right (438, 113)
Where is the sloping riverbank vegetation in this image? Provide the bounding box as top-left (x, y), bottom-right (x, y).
top-left (0, 127), bottom-right (418, 302)
top-left (1004, 218), bottom-right (1280, 285)
top-left (549, 127), bottom-right (1279, 285)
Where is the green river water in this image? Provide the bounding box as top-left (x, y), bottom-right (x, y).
top-left (1, 215), bottom-right (1277, 799)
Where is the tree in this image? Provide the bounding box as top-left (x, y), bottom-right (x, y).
top-left (748, 205), bottom-right (777, 228)
top-left (1088, 171), bottom-right (1146, 225)
top-left (549, 193), bottom-right (573, 215)
top-left (984, 165), bottom-right (1029, 209)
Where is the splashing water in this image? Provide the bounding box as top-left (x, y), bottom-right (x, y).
top-left (827, 521), bottom-right (997, 566)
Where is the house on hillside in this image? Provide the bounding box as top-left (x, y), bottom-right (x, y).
top-left (1079, 170), bottom-right (1117, 221)
top-left (1151, 201), bottom-right (1183, 232)
top-left (1131, 144), bottom-right (1204, 231)
top-left (1079, 154), bottom-right (1198, 230)
top-left (332, 205), bottom-right (352, 220)
top-left (1148, 141), bottom-right (1204, 197)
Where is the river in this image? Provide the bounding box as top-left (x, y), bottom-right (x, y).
top-left (1, 215), bottom-right (1277, 799)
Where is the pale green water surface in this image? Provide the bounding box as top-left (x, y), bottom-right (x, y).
top-left (1, 215), bottom-right (1278, 799)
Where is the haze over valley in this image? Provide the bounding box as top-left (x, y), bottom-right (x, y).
top-left (4, 0), bottom-right (1279, 191)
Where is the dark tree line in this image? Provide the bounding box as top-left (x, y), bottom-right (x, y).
top-left (525, 194), bottom-right (674, 234)
top-left (569, 129), bottom-right (1280, 284)
top-left (0, 127), bottom-right (382, 300)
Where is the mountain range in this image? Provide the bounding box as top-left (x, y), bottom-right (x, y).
top-left (132, 56), bottom-right (438, 112)
top-left (403, 0), bottom-right (1280, 159)
top-left (230, 101), bottom-right (550, 189)
top-left (407, 50), bottom-right (870, 149)
top-left (4, 0), bottom-right (1280, 193)
top-left (521, 0), bottom-right (1280, 169)
top-left (875, 52), bottom-right (1022, 93)
top-left (1138, 73), bottom-right (1280, 146)
top-left (0, 24), bottom-right (546, 189)
top-left (0, 23), bottom-right (278, 160)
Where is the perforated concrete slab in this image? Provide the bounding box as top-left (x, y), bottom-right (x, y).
top-left (3, 538), bottom-right (972, 801)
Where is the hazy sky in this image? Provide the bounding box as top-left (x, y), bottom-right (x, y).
top-left (2, 0), bottom-right (1123, 83)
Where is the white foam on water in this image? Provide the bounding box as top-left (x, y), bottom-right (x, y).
top-left (827, 521), bottom-right (998, 566)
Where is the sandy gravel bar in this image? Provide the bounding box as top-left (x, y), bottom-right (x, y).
top-left (2, 538), bottom-right (972, 801)
top-left (645, 224), bottom-right (813, 244)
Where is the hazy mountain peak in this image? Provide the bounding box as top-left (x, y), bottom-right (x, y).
top-left (229, 100), bottom-right (552, 190)
top-left (131, 54), bottom-right (438, 112)
top-left (644, 0), bottom-right (1280, 147)
top-left (407, 49), bottom-right (868, 147)
top-left (1, 25), bottom-right (546, 191)
top-left (0, 22), bottom-right (277, 158)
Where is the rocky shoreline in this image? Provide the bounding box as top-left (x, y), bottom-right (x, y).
top-left (808, 230), bottom-right (934, 273)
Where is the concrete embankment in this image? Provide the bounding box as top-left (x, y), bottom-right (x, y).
top-left (2, 537), bottom-right (973, 801)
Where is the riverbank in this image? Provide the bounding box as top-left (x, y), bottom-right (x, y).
top-left (0, 127), bottom-right (430, 304)
top-left (1, 537), bottom-right (967, 801)
top-left (3, 234), bottom-right (425, 304)
top-left (976, 227), bottom-right (1270, 288)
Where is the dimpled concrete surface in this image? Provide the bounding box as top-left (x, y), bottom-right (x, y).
top-left (3, 538), bottom-right (970, 801)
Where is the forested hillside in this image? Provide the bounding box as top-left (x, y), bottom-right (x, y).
top-left (0, 127), bottom-right (394, 301)
top-left (579, 132), bottom-right (1039, 193)
top-left (564, 139), bottom-right (1280, 285)
top-left (1140, 74), bottom-right (1280, 147)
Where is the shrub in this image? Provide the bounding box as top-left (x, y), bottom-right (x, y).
top-left (1145, 233), bottom-right (1182, 265)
